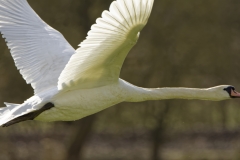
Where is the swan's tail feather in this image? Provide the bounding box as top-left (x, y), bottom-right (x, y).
top-left (0, 102), bottom-right (54, 127)
top-left (0, 103), bottom-right (21, 127)
top-left (0, 103), bottom-right (20, 119)
top-left (4, 102), bottom-right (19, 108)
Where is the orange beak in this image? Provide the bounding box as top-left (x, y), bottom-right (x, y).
top-left (231, 90), bottom-right (240, 98)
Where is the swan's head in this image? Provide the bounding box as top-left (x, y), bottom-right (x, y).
top-left (223, 85), bottom-right (240, 98)
top-left (209, 85), bottom-right (240, 100)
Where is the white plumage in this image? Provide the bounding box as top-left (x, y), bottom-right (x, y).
top-left (58, 0), bottom-right (153, 90)
top-left (0, 0), bottom-right (75, 94)
top-left (0, 0), bottom-right (238, 127)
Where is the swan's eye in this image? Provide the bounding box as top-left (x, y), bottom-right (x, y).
top-left (224, 86), bottom-right (235, 92)
top-left (223, 86), bottom-right (235, 97)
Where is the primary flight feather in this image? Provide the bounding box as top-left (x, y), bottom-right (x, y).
top-left (0, 0), bottom-right (239, 127)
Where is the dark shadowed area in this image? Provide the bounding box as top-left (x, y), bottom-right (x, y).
top-left (1, 0), bottom-right (240, 160)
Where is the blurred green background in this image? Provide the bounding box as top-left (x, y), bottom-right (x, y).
top-left (1, 0), bottom-right (240, 160)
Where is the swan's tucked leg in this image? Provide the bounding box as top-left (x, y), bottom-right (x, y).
top-left (2, 102), bottom-right (54, 127)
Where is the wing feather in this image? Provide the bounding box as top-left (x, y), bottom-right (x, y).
top-left (58, 0), bottom-right (154, 90)
top-left (0, 0), bottom-right (75, 94)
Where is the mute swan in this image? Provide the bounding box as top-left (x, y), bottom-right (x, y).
top-left (0, 0), bottom-right (239, 127)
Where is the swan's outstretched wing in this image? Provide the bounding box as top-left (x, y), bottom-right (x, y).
top-left (0, 0), bottom-right (75, 94)
top-left (58, 0), bottom-right (154, 90)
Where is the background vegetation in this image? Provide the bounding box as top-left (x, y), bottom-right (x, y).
top-left (1, 0), bottom-right (240, 159)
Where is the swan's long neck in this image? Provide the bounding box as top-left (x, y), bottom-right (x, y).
top-left (120, 80), bottom-right (229, 102)
top-left (128, 87), bottom-right (215, 101)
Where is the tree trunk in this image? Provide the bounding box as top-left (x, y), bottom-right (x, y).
top-left (151, 103), bottom-right (170, 160)
top-left (66, 115), bottom-right (96, 160)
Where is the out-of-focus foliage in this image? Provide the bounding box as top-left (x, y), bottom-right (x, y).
top-left (1, 0), bottom-right (240, 160)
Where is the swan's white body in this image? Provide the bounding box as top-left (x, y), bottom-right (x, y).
top-left (0, 0), bottom-right (236, 126)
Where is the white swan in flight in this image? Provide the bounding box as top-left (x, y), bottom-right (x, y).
top-left (0, 0), bottom-right (239, 127)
